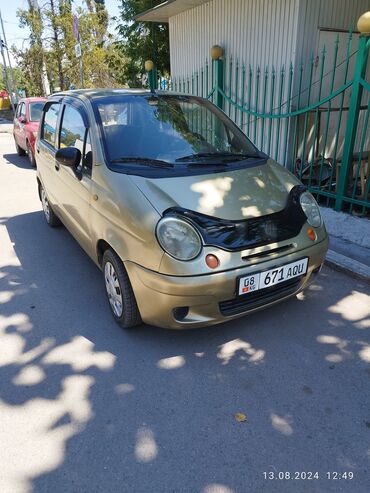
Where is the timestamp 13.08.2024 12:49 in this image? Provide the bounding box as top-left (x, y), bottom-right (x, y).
top-left (263, 471), bottom-right (354, 480)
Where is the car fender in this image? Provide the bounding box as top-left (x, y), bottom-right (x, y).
top-left (90, 167), bottom-right (164, 272)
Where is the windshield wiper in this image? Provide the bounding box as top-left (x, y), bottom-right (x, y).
top-left (110, 157), bottom-right (174, 168)
top-left (175, 152), bottom-right (257, 162)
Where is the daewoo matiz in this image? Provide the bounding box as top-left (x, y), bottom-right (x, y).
top-left (36, 89), bottom-right (328, 329)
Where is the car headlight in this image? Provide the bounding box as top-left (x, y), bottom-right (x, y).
top-left (299, 191), bottom-right (322, 227)
top-left (156, 216), bottom-right (202, 260)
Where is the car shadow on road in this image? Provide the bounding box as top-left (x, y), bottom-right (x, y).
top-left (3, 152), bottom-right (32, 170)
top-left (0, 210), bottom-right (369, 493)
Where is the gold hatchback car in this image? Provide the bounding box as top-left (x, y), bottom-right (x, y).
top-left (36, 89), bottom-right (328, 329)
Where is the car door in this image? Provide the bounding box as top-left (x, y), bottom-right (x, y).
top-left (18, 102), bottom-right (27, 149)
top-left (37, 101), bottom-right (62, 210)
top-left (54, 101), bottom-right (93, 256)
top-left (13, 102), bottom-right (25, 148)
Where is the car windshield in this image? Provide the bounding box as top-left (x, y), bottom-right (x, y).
top-left (29, 102), bottom-right (45, 122)
top-left (94, 94), bottom-right (259, 166)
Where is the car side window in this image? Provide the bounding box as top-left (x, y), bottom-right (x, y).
top-left (42, 103), bottom-right (60, 148)
top-left (20, 103), bottom-right (26, 118)
top-left (60, 104), bottom-right (92, 176)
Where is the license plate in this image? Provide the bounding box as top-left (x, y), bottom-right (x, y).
top-left (238, 258), bottom-right (308, 296)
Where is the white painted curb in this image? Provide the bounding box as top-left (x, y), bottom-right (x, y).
top-left (325, 249), bottom-right (370, 283)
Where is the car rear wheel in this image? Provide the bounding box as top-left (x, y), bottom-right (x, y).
top-left (40, 184), bottom-right (61, 227)
top-left (15, 139), bottom-right (26, 156)
top-left (102, 249), bottom-right (141, 329)
top-left (27, 141), bottom-right (36, 167)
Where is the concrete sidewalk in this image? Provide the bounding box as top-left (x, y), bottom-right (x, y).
top-left (322, 207), bottom-right (370, 282)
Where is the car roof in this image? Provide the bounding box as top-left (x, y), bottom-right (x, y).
top-left (49, 88), bottom-right (194, 101)
top-left (19, 97), bottom-right (48, 103)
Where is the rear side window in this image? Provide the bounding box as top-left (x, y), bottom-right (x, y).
top-left (42, 103), bottom-right (60, 147)
top-left (29, 102), bottom-right (45, 122)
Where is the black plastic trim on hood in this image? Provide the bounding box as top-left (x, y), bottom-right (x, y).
top-left (164, 185), bottom-right (307, 251)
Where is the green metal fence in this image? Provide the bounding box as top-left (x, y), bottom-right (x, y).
top-left (156, 30), bottom-right (370, 217)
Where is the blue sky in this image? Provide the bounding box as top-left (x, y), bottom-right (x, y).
top-left (0, 0), bottom-right (122, 60)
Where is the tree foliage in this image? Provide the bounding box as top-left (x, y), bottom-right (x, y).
top-left (116, 0), bottom-right (170, 87)
top-left (0, 66), bottom-right (29, 96)
top-left (12, 0), bottom-right (126, 96)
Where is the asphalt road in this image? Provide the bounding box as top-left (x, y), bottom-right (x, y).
top-left (0, 131), bottom-right (370, 493)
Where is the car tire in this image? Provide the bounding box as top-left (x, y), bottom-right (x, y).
top-left (102, 249), bottom-right (142, 329)
top-left (39, 183), bottom-right (61, 227)
top-left (27, 141), bottom-right (36, 167)
top-left (15, 139), bottom-right (26, 156)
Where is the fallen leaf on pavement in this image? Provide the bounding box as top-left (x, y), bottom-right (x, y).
top-left (235, 412), bottom-right (247, 422)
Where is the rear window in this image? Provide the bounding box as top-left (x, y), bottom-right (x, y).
top-left (29, 102), bottom-right (45, 122)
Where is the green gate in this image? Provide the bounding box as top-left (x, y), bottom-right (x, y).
top-left (150, 23), bottom-right (370, 217)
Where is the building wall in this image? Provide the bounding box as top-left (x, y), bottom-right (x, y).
top-left (295, 0), bottom-right (370, 66)
top-left (169, 0), bottom-right (300, 77)
top-left (168, 0), bottom-right (370, 164)
top-left (294, 0), bottom-right (370, 161)
top-left (169, 0), bottom-right (370, 77)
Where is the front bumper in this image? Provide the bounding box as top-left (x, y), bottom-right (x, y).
top-left (125, 237), bottom-right (328, 329)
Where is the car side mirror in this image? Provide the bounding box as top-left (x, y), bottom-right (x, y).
top-left (19, 116), bottom-right (26, 124)
top-left (55, 147), bottom-right (81, 169)
top-left (55, 147), bottom-right (81, 168)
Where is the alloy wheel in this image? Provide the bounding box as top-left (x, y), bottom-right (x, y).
top-left (41, 188), bottom-right (50, 223)
top-left (104, 261), bottom-right (123, 317)
top-left (27, 142), bottom-right (35, 166)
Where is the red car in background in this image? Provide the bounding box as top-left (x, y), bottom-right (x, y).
top-left (13, 97), bottom-right (47, 167)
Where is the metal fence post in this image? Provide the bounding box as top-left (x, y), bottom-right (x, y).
top-left (335, 17), bottom-right (370, 211)
top-left (210, 45), bottom-right (224, 109)
top-left (145, 60), bottom-right (158, 91)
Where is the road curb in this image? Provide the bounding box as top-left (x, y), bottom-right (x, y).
top-left (325, 249), bottom-right (370, 283)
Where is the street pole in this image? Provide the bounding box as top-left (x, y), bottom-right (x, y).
top-left (210, 45), bottom-right (224, 110)
top-left (0, 9), bottom-right (16, 104)
top-left (73, 14), bottom-right (84, 89)
top-left (79, 57), bottom-right (84, 88)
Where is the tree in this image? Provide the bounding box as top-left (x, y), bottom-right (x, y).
top-left (13, 0), bottom-right (126, 95)
top-left (14, 0), bottom-right (45, 95)
top-left (0, 66), bottom-right (28, 95)
top-left (116, 0), bottom-right (170, 87)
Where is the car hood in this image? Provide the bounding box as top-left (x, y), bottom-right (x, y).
top-left (130, 159), bottom-right (301, 220)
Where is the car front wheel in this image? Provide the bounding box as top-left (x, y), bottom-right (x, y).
top-left (15, 138), bottom-right (26, 156)
top-left (40, 184), bottom-right (61, 227)
top-left (27, 141), bottom-right (36, 167)
top-left (102, 249), bottom-right (141, 329)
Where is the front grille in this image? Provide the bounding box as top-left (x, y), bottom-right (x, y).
top-left (241, 244), bottom-right (294, 262)
top-left (219, 277), bottom-right (303, 316)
